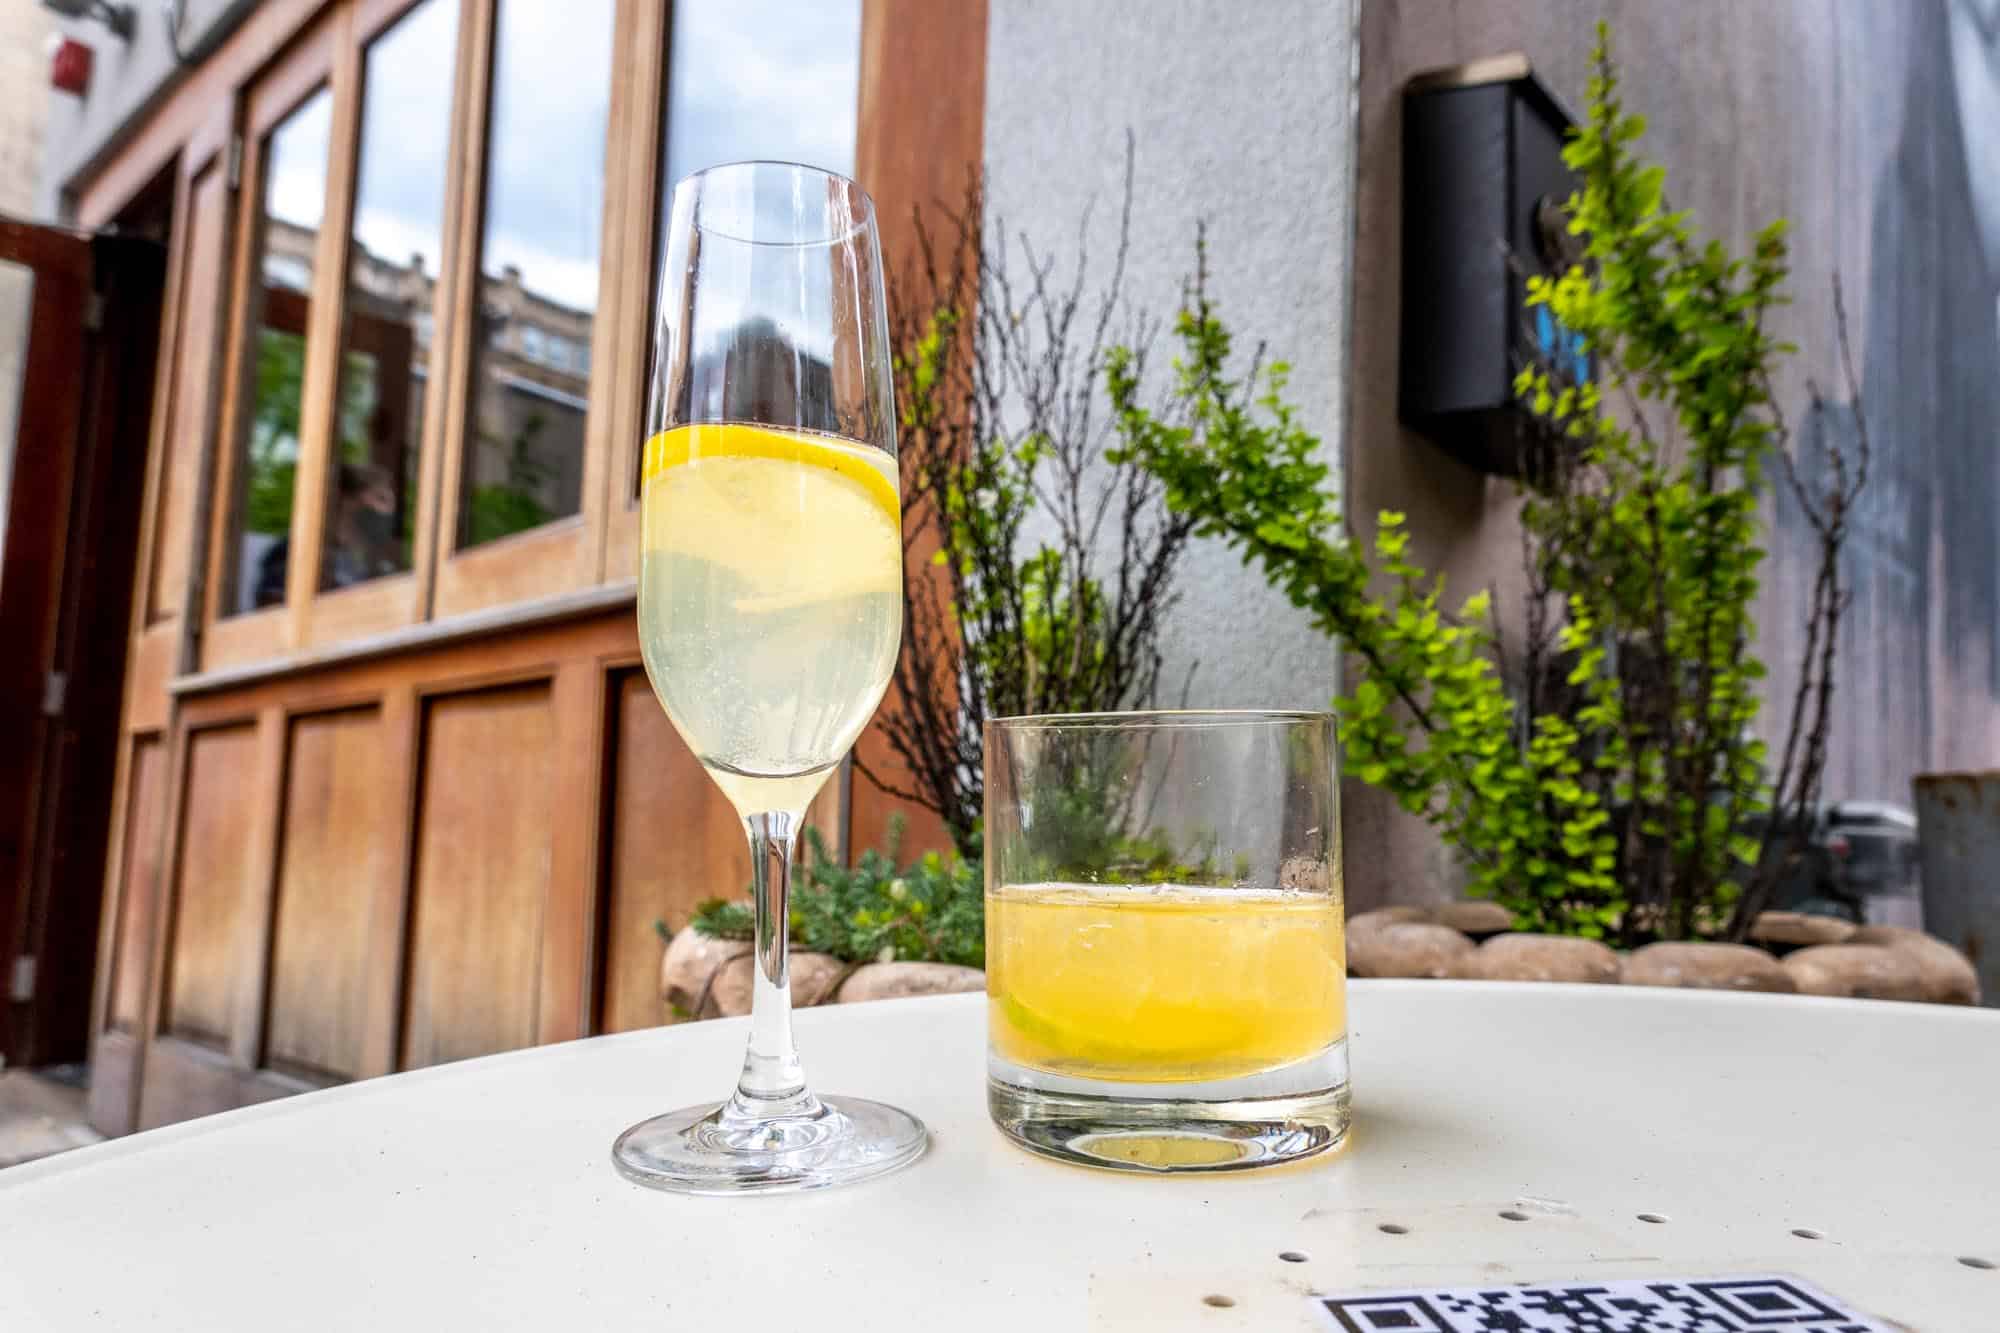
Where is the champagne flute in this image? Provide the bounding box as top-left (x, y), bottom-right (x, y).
top-left (613, 161), bottom-right (926, 1194)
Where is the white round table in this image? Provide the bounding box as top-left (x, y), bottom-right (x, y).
top-left (0, 983), bottom-right (1994, 1330)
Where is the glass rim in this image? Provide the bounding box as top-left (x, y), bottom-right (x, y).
top-left (672, 159), bottom-right (878, 248)
top-left (988, 708), bottom-right (1334, 731)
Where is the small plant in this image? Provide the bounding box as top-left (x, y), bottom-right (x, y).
top-left (856, 140), bottom-right (1200, 859)
top-left (1109, 26), bottom-right (1864, 943)
top-left (690, 816), bottom-right (985, 967)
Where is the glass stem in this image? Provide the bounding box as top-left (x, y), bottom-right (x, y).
top-left (726, 809), bottom-right (821, 1122)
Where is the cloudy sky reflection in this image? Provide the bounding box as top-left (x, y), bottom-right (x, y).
top-left (262, 1), bottom-right (860, 316)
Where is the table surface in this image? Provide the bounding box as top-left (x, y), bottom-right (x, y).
top-left (1, 982), bottom-right (1995, 1330)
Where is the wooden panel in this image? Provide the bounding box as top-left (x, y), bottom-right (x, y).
top-left (108, 735), bottom-right (167, 1032)
top-left (264, 706), bottom-right (389, 1080)
top-left (596, 0), bottom-right (667, 584)
top-left (599, 670), bottom-right (844, 1033)
top-left (599, 671), bottom-right (744, 1032)
top-left (162, 723), bottom-right (263, 1046)
top-left (537, 661), bottom-right (606, 1045)
top-left (841, 0), bottom-right (989, 867)
top-left (138, 1034), bottom-right (300, 1132)
top-left (86, 1028), bottom-right (139, 1137)
top-left (855, 0), bottom-right (988, 277)
top-left (147, 162), bottom-right (230, 624)
top-left (401, 682), bottom-right (553, 1069)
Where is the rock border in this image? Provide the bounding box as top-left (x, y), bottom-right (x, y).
top-left (657, 906), bottom-right (1979, 1023)
top-left (660, 930), bottom-right (987, 1021)
top-left (1347, 905), bottom-right (1976, 1004)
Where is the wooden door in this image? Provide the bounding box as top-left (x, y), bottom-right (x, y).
top-left (0, 218), bottom-right (168, 1070)
top-left (61, 0), bottom-right (985, 1138)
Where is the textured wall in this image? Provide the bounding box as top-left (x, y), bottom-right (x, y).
top-left (37, 0), bottom-right (254, 216)
top-left (984, 0), bottom-right (2000, 910)
top-left (981, 0), bottom-right (1361, 713)
top-left (1, 0), bottom-right (59, 555)
top-left (1346, 0), bottom-right (2000, 909)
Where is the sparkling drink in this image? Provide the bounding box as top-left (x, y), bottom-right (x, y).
top-left (639, 423), bottom-right (900, 814)
top-left (613, 162), bottom-right (926, 1194)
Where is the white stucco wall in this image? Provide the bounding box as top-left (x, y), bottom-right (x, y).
top-left (38, 0), bottom-right (255, 217)
top-left (981, 0), bottom-right (1360, 711)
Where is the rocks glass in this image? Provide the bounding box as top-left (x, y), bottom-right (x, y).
top-left (984, 711), bottom-right (1351, 1172)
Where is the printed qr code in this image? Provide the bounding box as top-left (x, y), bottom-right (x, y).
top-left (1314, 1275), bottom-right (1889, 1333)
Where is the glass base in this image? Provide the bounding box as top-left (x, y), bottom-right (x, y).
top-left (988, 1043), bottom-right (1350, 1174)
top-left (612, 1094), bottom-right (928, 1195)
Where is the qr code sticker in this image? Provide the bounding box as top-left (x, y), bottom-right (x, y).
top-left (1314, 1275), bottom-right (1890, 1332)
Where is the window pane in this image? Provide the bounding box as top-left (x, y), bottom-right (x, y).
top-left (322, 0), bottom-right (461, 592)
top-left (0, 259), bottom-right (31, 557)
top-left (636, 0), bottom-right (861, 493)
top-left (230, 85), bottom-right (334, 615)
top-left (457, 0), bottom-right (612, 549)
top-left (661, 0), bottom-right (860, 189)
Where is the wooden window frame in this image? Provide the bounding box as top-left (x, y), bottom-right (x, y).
top-left (428, 0), bottom-right (646, 620)
top-left (201, 11), bottom-right (348, 670)
top-left (296, 0), bottom-right (480, 651)
top-left (599, 1), bottom-right (669, 585)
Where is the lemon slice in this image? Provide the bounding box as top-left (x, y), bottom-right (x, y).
top-left (642, 423), bottom-right (899, 524)
top-left (996, 994), bottom-right (1256, 1070)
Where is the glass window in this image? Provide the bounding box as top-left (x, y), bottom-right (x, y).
top-left (322, 0), bottom-right (460, 593)
top-left (0, 260), bottom-right (31, 557)
top-left (636, 0), bottom-right (861, 493)
top-left (457, 0), bottom-right (613, 549)
top-left (659, 0), bottom-right (860, 189)
top-left (228, 85), bottom-right (334, 615)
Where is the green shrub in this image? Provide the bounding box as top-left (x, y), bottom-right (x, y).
top-left (1108, 26), bottom-right (1861, 942)
top-left (689, 816), bottom-right (985, 967)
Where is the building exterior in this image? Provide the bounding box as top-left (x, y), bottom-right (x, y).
top-left (14, 0), bottom-right (1996, 1132)
top-left (0, 0), bottom-right (58, 549)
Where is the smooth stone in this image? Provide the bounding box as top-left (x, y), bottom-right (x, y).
top-left (1749, 911), bottom-right (1856, 949)
top-left (1782, 944), bottom-right (1927, 1002)
top-left (1433, 900), bottom-right (1515, 938)
top-left (707, 951), bottom-right (847, 1018)
top-left (1460, 933), bottom-right (1621, 984)
top-left (1621, 941), bottom-right (1796, 993)
top-left (836, 962), bottom-right (987, 1004)
top-left (1347, 922), bottom-right (1473, 979)
top-left (1848, 926), bottom-right (1981, 1005)
top-left (1347, 906), bottom-right (1434, 935)
top-left (659, 925), bottom-right (748, 1018)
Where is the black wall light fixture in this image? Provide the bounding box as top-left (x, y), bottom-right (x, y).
top-left (1398, 53), bottom-right (1586, 478)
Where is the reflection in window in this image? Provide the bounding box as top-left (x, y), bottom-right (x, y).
top-left (231, 85), bottom-right (333, 614)
top-left (322, 0), bottom-right (460, 592)
top-left (0, 260), bottom-right (34, 555)
top-left (660, 0), bottom-right (860, 189)
top-left (637, 0), bottom-right (861, 493)
top-left (457, 0), bottom-right (612, 549)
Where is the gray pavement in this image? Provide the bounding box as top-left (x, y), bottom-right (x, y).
top-left (0, 1068), bottom-right (102, 1170)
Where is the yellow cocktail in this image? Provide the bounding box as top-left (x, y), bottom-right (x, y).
top-left (987, 882), bottom-right (1347, 1083)
top-left (639, 422), bottom-right (900, 814)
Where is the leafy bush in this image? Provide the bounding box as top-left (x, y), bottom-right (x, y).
top-left (689, 817), bottom-right (985, 967)
top-left (858, 144), bottom-right (1200, 859)
top-left (1108, 27), bottom-right (1863, 943)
